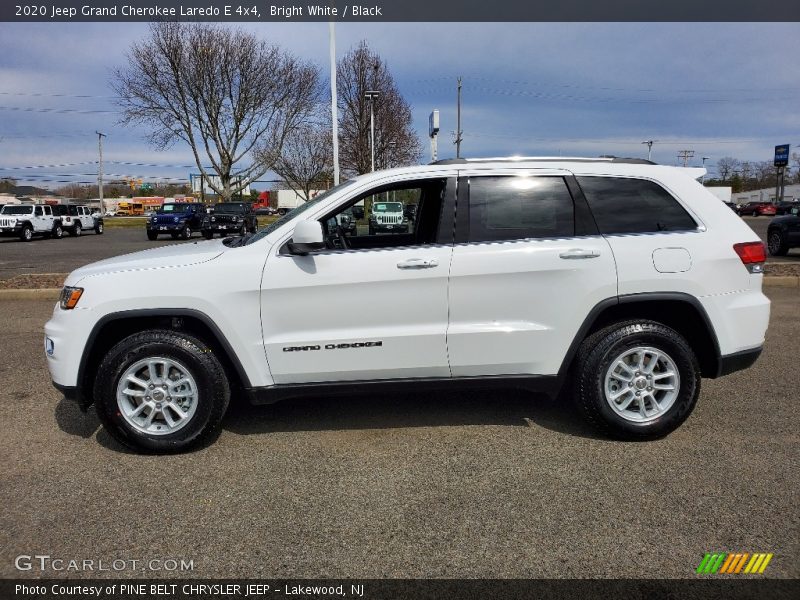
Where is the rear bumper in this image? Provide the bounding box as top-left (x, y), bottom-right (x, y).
top-left (716, 346), bottom-right (763, 377)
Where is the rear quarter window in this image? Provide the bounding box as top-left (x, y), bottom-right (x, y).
top-left (577, 176), bottom-right (697, 235)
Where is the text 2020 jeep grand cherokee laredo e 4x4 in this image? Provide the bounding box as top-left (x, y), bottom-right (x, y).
top-left (45, 157), bottom-right (770, 453)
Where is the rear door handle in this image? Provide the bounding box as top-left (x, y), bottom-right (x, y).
top-left (559, 249), bottom-right (601, 259)
top-left (397, 258), bottom-right (439, 269)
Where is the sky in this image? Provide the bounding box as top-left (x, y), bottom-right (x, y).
top-left (1, 21), bottom-right (799, 190)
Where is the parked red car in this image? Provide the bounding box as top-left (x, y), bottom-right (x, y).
top-left (737, 202), bottom-right (777, 217)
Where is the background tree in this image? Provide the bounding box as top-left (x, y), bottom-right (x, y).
top-left (112, 22), bottom-right (321, 201)
top-left (0, 177), bottom-right (17, 193)
top-left (269, 120), bottom-right (333, 200)
top-left (337, 41), bottom-right (422, 175)
top-left (716, 157), bottom-right (740, 182)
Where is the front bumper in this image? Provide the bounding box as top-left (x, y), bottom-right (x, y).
top-left (0, 224), bottom-right (22, 236)
top-left (147, 224), bottom-right (184, 232)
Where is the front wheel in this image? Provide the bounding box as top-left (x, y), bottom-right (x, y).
top-left (203, 230), bottom-right (214, 240)
top-left (181, 225), bottom-right (192, 240)
top-left (147, 230), bottom-right (158, 241)
top-left (768, 231), bottom-right (789, 256)
top-left (20, 225), bottom-right (33, 242)
top-left (574, 320), bottom-right (700, 440)
top-left (93, 330), bottom-right (231, 453)
top-left (52, 224), bottom-right (63, 239)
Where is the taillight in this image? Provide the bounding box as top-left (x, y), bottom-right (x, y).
top-left (733, 242), bottom-right (766, 273)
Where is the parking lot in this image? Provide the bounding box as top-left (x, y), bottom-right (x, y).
top-left (1, 216), bottom-right (798, 282)
top-left (0, 286), bottom-right (797, 579)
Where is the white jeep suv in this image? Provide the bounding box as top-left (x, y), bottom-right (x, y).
top-left (45, 157), bottom-right (770, 453)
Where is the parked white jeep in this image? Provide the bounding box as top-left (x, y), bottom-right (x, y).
top-left (45, 157), bottom-right (770, 453)
top-left (53, 204), bottom-right (104, 236)
top-left (0, 204), bottom-right (63, 241)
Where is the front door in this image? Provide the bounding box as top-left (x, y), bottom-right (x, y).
top-left (261, 177), bottom-right (456, 384)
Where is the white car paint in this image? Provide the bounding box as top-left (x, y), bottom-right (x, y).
top-left (45, 158), bottom-right (770, 396)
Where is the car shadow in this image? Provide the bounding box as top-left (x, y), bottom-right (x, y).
top-left (53, 386), bottom-right (606, 454)
top-left (223, 386), bottom-right (605, 440)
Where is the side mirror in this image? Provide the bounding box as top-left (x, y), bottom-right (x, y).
top-left (287, 220), bottom-right (325, 255)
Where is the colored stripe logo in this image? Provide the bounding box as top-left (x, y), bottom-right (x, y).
top-left (696, 552), bottom-right (773, 574)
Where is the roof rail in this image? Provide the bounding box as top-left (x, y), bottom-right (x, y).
top-left (429, 156), bottom-right (656, 166)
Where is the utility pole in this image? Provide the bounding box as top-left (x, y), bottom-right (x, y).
top-left (96, 131), bottom-right (106, 213)
top-left (701, 156), bottom-right (710, 184)
top-left (677, 149), bottom-right (695, 167)
top-left (641, 140), bottom-right (655, 161)
top-left (328, 19), bottom-right (340, 186)
top-left (455, 77), bottom-right (463, 158)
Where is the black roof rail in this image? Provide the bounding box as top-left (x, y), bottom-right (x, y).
top-left (610, 157), bottom-right (657, 165)
top-left (429, 158), bottom-right (468, 165)
top-left (429, 156), bottom-right (656, 166)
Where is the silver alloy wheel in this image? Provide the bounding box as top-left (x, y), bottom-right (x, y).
top-left (116, 356), bottom-right (199, 435)
top-left (604, 346), bottom-right (680, 423)
top-left (74, 222), bottom-right (81, 236)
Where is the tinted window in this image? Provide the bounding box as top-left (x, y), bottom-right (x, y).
top-left (578, 177), bottom-right (697, 234)
top-left (468, 176), bottom-right (574, 242)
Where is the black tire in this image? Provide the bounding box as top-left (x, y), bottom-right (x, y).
top-left (93, 329), bottom-right (231, 453)
top-left (52, 224), bottom-right (63, 239)
top-left (20, 224), bottom-right (33, 242)
top-left (239, 224), bottom-right (247, 236)
top-left (768, 230), bottom-right (789, 256)
top-left (147, 230), bottom-right (158, 241)
top-left (203, 230), bottom-right (214, 240)
top-left (250, 223), bottom-right (258, 234)
top-left (71, 222), bottom-right (82, 237)
top-left (574, 320), bottom-right (700, 440)
top-left (181, 225), bottom-right (191, 240)
top-left (95, 221), bottom-right (104, 235)
top-left (369, 225), bottom-right (375, 235)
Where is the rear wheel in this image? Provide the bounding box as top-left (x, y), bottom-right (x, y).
top-left (95, 221), bottom-right (104, 234)
top-left (93, 330), bottom-right (231, 453)
top-left (768, 230), bottom-right (789, 256)
top-left (72, 222), bottom-right (82, 237)
top-left (574, 320), bottom-right (700, 440)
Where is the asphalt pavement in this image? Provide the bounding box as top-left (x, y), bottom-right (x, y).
top-left (0, 287), bottom-right (797, 579)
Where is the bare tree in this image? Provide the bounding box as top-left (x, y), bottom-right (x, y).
top-left (337, 41), bottom-right (422, 175)
top-left (269, 120), bottom-right (333, 201)
top-left (0, 177), bottom-right (17, 193)
top-left (716, 157), bottom-right (740, 182)
top-left (112, 22), bottom-right (321, 201)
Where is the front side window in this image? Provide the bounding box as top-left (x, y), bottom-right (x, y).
top-left (577, 176), bottom-right (697, 234)
top-left (468, 176), bottom-right (575, 243)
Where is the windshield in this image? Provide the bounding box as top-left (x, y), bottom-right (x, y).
top-left (158, 204), bottom-right (191, 213)
top-left (214, 203), bottom-right (247, 213)
top-left (374, 202), bottom-right (403, 213)
top-left (244, 180), bottom-right (357, 246)
top-left (1, 205), bottom-right (33, 215)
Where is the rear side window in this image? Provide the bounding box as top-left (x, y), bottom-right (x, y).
top-left (468, 176), bottom-right (574, 242)
top-left (577, 177), bottom-right (697, 234)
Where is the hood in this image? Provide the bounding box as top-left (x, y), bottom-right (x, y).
top-left (67, 239), bottom-right (227, 284)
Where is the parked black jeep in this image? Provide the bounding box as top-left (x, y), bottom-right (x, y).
top-left (146, 203), bottom-right (205, 240)
top-left (201, 202), bottom-right (258, 239)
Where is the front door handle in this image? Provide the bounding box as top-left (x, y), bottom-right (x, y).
top-left (397, 258), bottom-right (439, 269)
top-left (559, 249), bottom-right (601, 259)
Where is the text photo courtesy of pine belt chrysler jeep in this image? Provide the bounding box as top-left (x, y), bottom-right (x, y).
top-left (45, 157), bottom-right (770, 453)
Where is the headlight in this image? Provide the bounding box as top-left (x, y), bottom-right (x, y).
top-left (60, 286), bottom-right (83, 310)
top-left (151, 217), bottom-right (157, 222)
top-left (211, 216), bottom-right (216, 222)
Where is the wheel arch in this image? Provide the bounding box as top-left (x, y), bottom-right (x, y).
top-left (558, 293), bottom-right (721, 381)
top-left (78, 309), bottom-right (251, 407)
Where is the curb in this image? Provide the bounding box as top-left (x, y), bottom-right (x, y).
top-left (0, 276), bottom-right (797, 300)
top-left (0, 288), bottom-right (61, 300)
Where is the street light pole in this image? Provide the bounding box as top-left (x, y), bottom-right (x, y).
top-left (642, 140), bottom-right (654, 161)
top-left (328, 20), bottom-right (340, 186)
top-left (701, 156), bottom-right (710, 185)
top-left (96, 131), bottom-right (106, 213)
top-left (364, 90), bottom-right (380, 172)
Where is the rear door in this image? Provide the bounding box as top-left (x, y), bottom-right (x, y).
top-left (447, 169), bottom-right (617, 377)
